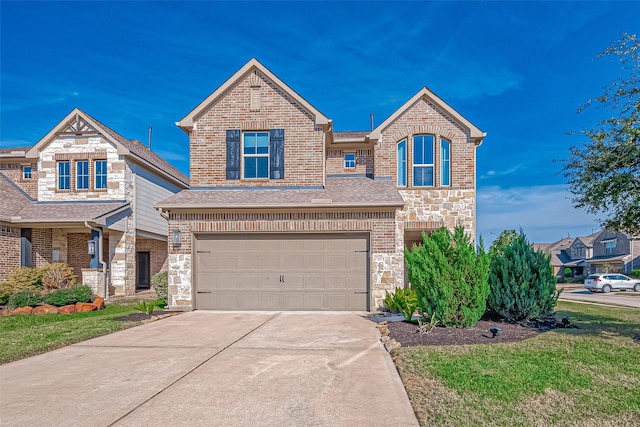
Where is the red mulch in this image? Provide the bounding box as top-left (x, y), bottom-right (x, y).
top-left (387, 315), bottom-right (542, 347)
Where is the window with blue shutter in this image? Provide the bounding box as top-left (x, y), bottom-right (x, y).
top-left (270, 128), bottom-right (284, 179)
top-left (226, 130), bottom-right (241, 180)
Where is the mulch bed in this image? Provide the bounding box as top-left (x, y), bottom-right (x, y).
top-left (386, 312), bottom-right (547, 347)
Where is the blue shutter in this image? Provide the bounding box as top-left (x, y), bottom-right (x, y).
top-left (226, 130), bottom-right (240, 180)
top-left (270, 128), bottom-right (284, 179)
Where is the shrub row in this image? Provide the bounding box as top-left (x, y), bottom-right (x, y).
top-left (0, 264), bottom-right (76, 305)
top-left (6, 285), bottom-right (94, 310)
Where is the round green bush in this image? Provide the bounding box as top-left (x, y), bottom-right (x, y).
top-left (7, 289), bottom-right (42, 309)
top-left (151, 272), bottom-right (168, 306)
top-left (43, 285), bottom-right (93, 307)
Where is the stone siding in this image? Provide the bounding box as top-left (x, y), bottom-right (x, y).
top-left (37, 136), bottom-right (125, 201)
top-left (0, 224), bottom-right (21, 281)
top-left (189, 70), bottom-right (325, 188)
top-left (167, 211), bottom-right (399, 310)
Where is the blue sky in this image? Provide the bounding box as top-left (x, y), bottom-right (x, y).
top-left (1, 1), bottom-right (637, 244)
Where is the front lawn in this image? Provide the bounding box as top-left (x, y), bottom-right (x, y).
top-left (393, 301), bottom-right (640, 426)
top-left (0, 302), bottom-right (142, 364)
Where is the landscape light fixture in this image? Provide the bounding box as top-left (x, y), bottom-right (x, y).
top-left (171, 229), bottom-right (181, 245)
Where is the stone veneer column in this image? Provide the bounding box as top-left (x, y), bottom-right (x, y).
top-left (371, 253), bottom-right (404, 310)
top-left (168, 253), bottom-right (192, 310)
top-left (51, 229), bottom-right (67, 263)
top-left (109, 219), bottom-right (136, 296)
top-left (81, 268), bottom-right (105, 297)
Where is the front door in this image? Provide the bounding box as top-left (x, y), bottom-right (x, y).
top-left (136, 252), bottom-right (150, 290)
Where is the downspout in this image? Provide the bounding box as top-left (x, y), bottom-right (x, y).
top-left (85, 222), bottom-right (107, 298)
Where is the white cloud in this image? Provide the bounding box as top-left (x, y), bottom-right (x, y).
top-left (477, 184), bottom-right (601, 245)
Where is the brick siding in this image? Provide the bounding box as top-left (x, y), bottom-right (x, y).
top-left (190, 71), bottom-right (325, 188)
top-left (0, 225), bottom-right (21, 281)
top-left (67, 233), bottom-right (91, 278)
top-left (136, 237), bottom-right (168, 276)
top-left (32, 228), bottom-right (52, 268)
top-left (325, 150), bottom-right (373, 176)
top-left (0, 163), bottom-right (38, 198)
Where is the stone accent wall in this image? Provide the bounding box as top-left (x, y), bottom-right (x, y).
top-left (32, 228), bottom-right (53, 268)
top-left (325, 149), bottom-right (373, 176)
top-left (37, 136), bottom-right (125, 201)
top-left (167, 210), bottom-right (400, 310)
top-left (136, 237), bottom-right (169, 277)
top-left (109, 219), bottom-right (136, 296)
top-left (189, 71), bottom-right (325, 188)
top-left (0, 163), bottom-right (38, 198)
top-left (398, 189), bottom-right (476, 232)
top-left (81, 268), bottom-right (105, 297)
top-left (0, 224), bottom-right (20, 281)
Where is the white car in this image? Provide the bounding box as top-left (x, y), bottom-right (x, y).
top-left (584, 274), bottom-right (640, 293)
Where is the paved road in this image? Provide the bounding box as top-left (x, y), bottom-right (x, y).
top-left (0, 311), bottom-right (418, 427)
top-left (559, 287), bottom-right (640, 308)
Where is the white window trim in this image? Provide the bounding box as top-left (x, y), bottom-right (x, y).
top-left (242, 131), bottom-right (270, 179)
top-left (397, 139), bottom-right (407, 187)
top-left (412, 135), bottom-right (435, 187)
top-left (22, 166), bottom-right (32, 180)
top-left (94, 160), bottom-right (108, 190)
top-left (441, 138), bottom-right (451, 187)
top-left (344, 153), bottom-right (356, 169)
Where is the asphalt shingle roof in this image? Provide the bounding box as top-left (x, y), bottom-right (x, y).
top-left (157, 176), bottom-right (404, 209)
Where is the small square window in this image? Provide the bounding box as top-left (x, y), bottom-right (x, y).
top-left (344, 153), bottom-right (356, 169)
top-left (23, 166), bottom-right (32, 180)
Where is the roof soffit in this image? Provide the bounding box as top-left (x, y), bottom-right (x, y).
top-left (369, 87), bottom-right (486, 142)
top-left (176, 58), bottom-right (330, 132)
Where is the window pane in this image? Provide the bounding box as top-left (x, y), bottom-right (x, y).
top-left (413, 137), bottom-right (423, 164)
top-left (441, 139), bottom-right (450, 186)
top-left (244, 157), bottom-right (257, 179)
top-left (58, 161), bottom-right (70, 190)
top-left (344, 153), bottom-right (355, 169)
top-left (413, 135), bottom-right (434, 165)
top-left (413, 166), bottom-right (433, 186)
top-left (257, 157), bottom-right (268, 178)
top-left (256, 133), bottom-right (269, 154)
top-left (77, 161), bottom-right (89, 189)
top-left (397, 140), bottom-right (406, 187)
top-left (95, 160), bottom-right (107, 189)
top-left (244, 133), bottom-right (257, 154)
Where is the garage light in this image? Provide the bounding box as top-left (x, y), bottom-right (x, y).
top-left (171, 229), bottom-right (181, 245)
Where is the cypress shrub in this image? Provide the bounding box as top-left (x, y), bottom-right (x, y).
top-left (151, 272), bottom-right (168, 306)
top-left (405, 226), bottom-right (490, 328)
top-left (488, 232), bottom-right (560, 321)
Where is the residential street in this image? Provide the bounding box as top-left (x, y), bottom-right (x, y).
top-left (558, 286), bottom-right (640, 308)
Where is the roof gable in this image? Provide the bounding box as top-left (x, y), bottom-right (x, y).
top-left (26, 109), bottom-right (189, 188)
top-left (369, 87), bottom-right (486, 143)
top-left (176, 58), bottom-right (330, 132)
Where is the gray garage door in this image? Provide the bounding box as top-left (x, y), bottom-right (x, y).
top-left (194, 233), bottom-right (369, 310)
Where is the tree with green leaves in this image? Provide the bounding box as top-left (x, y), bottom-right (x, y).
top-left (489, 230), bottom-right (519, 256)
top-left (488, 231), bottom-right (560, 322)
top-left (563, 32), bottom-right (640, 235)
top-left (405, 226), bottom-right (490, 328)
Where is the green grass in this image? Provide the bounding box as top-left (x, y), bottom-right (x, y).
top-left (393, 301), bottom-right (640, 426)
top-left (0, 302), bottom-right (142, 364)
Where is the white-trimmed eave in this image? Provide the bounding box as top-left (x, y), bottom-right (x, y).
top-left (26, 108), bottom-right (131, 159)
top-left (368, 86), bottom-right (486, 142)
top-left (175, 58), bottom-right (330, 134)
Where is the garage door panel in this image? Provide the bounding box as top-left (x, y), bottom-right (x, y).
top-left (195, 233), bottom-right (368, 310)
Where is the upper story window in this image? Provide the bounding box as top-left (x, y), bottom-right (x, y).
top-left (605, 240), bottom-right (617, 254)
top-left (226, 129), bottom-right (284, 181)
top-left (397, 140), bottom-right (407, 187)
top-left (441, 139), bottom-right (451, 187)
top-left (22, 166), bottom-right (32, 180)
top-left (344, 153), bottom-right (356, 169)
top-left (58, 161), bottom-right (70, 190)
top-left (76, 160), bottom-right (89, 190)
top-left (95, 160), bottom-right (108, 189)
top-left (413, 135), bottom-right (434, 187)
top-left (243, 132), bottom-right (269, 179)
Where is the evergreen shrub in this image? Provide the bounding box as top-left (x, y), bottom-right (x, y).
top-left (488, 232), bottom-right (560, 321)
top-left (7, 289), bottom-right (42, 309)
top-left (405, 226), bottom-right (490, 328)
top-left (151, 272), bottom-right (168, 306)
top-left (42, 285), bottom-right (93, 307)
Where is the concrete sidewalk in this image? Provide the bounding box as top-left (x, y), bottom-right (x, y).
top-left (0, 311), bottom-right (418, 427)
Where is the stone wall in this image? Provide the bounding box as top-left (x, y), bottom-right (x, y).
top-left (81, 268), bottom-right (105, 297)
top-left (37, 136), bottom-right (125, 201)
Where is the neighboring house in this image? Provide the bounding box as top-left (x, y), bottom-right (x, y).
top-left (541, 230), bottom-right (639, 277)
top-left (0, 109), bottom-right (189, 297)
top-left (157, 58), bottom-right (485, 311)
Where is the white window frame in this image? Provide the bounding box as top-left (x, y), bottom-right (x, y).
top-left (22, 166), bottom-right (32, 180)
top-left (441, 138), bottom-right (451, 187)
top-left (242, 131), bottom-right (269, 179)
top-left (397, 139), bottom-right (407, 187)
top-left (413, 135), bottom-right (434, 187)
top-left (344, 153), bottom-right (356, 169)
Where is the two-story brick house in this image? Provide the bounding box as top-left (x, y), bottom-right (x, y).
top-left (0, 109), bottom-right (189, 297)
top-left (157, 58), bottom-right (485, 311)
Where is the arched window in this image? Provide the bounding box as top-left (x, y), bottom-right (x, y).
top-left (441, 138), bottom-right (451, 186)
top-left (397, 139), bottom-right (407, 187)
top-left (413, 135), bottom-right (434, 187)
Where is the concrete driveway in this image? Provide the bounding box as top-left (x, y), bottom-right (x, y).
top-left (0, 312), bottom-right (418, 427)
